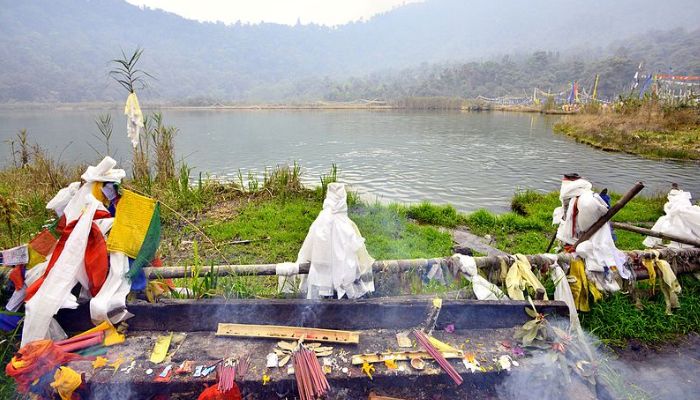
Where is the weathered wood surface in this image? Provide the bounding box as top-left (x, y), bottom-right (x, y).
top-left (56, 297), bottom-right (569, 333)
top-left (136, 247), bottom-right (700, 279)
top-left (573, 181), bottom-right (645, 247)
top-left (216, 323), bottom-right (360, 344)
top-left (70, 328), bottom-right (516, 399)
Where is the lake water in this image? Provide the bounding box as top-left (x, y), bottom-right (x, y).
top-left (1, 109), bottom-right (698, 212)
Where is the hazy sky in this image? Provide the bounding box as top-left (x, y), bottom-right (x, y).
top-left (125, 0), bottom-right (423, 26)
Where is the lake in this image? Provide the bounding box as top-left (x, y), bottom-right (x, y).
top-left (1, 109), bottom-right (698, 212)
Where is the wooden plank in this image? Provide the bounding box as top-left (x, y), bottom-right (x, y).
top-left (216, 323), bottom-right (359, 344)
top-left (351, 350), bottom-right (464, 365)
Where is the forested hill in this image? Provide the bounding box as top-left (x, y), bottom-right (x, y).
top-left (318, 29), bottom-right (700, 103)
top-left (1, 0), bottom-right (699, 103)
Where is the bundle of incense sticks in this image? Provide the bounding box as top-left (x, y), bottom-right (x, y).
top-left (413, 330), bottom-right (463, 385)
top-left (293, 346), bottom-right (329, 400)
top-left (55, 331), bottom-right (105, 353)
top-left (217, 356), bottom-right (250, 393)
top-left (217, 362), bottom-right (236, 393)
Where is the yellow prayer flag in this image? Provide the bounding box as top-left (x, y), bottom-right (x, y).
top-left (106, 189), bottom-right (156, 258)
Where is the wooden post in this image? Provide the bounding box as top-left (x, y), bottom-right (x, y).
top-left (573, 182), bottom-right (645, 247)
top-left (611, 222), bottom-right (700, 248)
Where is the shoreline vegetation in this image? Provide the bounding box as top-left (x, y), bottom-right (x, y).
top-left (0, 114), bottom-right (700, 398)
top-left (0, 98), bottom-right (568, 112)
top-left (1, 114), bottom-right (698, 396)
top-left (553, 98), bottom-right (700, 160)
top-left (1, 123), bottom-right (697, 345)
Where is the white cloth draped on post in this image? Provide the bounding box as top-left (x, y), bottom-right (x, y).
top-left (281, 183), bottom-right (375, 299)
top-left (22, 195), bottom-right (101, 346)
top-left (450, 254), bottom-right (506, 300)
top-left (21, 157), bottom-right (133, 345)
top-left (63, 156), bottom-right (125, 223)
top-left (643, 189), bottom-right (700, 249)
top-left (90, 252), bottom-right (133, 324)
top-left (46, 182), bottom-right (81, 217)
top-left (125, 92), bottom-right (144, 148)
top-left (552, 177), bottom-right (627, 289)
top-left (548, 260), bottom-right (580, 330)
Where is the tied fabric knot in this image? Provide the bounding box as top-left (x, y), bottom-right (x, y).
top-left (451, 254), bottom-right (506, 300)
top-left (505, 254), bottom-right (547, 301)
top-left (275, 262), bottom-right (299, 276)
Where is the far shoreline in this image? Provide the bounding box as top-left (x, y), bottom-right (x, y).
top-left (0, 101), bottom-right (572, 115)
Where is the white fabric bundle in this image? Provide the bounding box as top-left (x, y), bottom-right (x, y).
top-left (295, 183), bottom-right (375, 299)
top-left (46, 181), bottom-right (80, 217)
top-left (451, 254), bottom-right (505, 300)
top-left (22, 195), bottom-right (100, 346)
top-left (553, 178), bottom-right (626, 277)
top-left (643, 189), bottom-right (700, 248)
top-left (275, 262), bottom-right (299, 276)
top-left (550, 262), bottom-right (580, 329)
top-left (21, 157), bottom-right (132, 345)
top-left (64, 156), bottom-right (125, 222)
top-left (90, 252), bottom-right (133, 324)
top-left (125, 92), bottom-right (144, 148)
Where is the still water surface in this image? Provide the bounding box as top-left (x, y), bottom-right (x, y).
top-left (1, 109), bottom-right (697, 211)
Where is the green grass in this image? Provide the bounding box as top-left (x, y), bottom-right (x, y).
top-left (461, 189), bottom-right (665, 254)
top-left (553, 123), bottom-right (700, 161)
top-left (581, 275), bottom-right (700, 347)
top-left (397, 201), bottom-right (465, 228)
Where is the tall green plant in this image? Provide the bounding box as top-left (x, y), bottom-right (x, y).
top-left (150, 113), bottom-right (176, 185)
top-left (109, 48), bottom-right (153, 94)
top-left (90, 114), bottom-right (113, 157)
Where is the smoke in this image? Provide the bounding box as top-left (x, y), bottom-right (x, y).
top-left (88, 382), bottom-right (136, 400)
top-left (494, 317), bottom-right (697, 400)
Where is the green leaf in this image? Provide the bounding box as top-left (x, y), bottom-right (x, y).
top-left (525, 306), bottom-right (538, 318)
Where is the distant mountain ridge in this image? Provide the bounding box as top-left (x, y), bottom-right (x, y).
top-left (1, 0), bottom-right (698, 102)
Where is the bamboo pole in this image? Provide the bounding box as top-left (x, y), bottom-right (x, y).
top-left (135, 248), bottom-right (700, 279)
top-left (611, 222), bottom-right (700, 248)
top-left (2, 248), bottom-right (698, 280)
top-left (573, 182), bottom-right (645, 247)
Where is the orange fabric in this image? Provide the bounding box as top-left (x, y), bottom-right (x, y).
top-left (5, 339), bottom-right (83, 393)
top-left (197, 384), bottom-right (242, 400)
top-left (9, 266), bottom-right (24, 291)
top-left (29, 229), bottom-right (58, 257)
top-left (25, 210), bottom-right (111, 301)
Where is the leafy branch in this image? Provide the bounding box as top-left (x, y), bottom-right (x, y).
top-left (109, 47), bottom-right (154, 94)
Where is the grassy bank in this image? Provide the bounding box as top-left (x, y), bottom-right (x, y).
top-left (1, 131), bottom-right (699, 397)
top-left (553, 100), bottom-right (700, 160)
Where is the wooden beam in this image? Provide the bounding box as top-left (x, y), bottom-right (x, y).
top-left (611, 222), bottom-right (700, 248)
top-left (3, 248), bottom-right (699, 280)
top-left (215, 323), bottom-right (359, 344)
top-left (573, 182), bottom-right (645, 247)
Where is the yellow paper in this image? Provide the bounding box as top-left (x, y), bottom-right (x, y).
top-left (50, 366), bottom-right (81, 400)
top-left (92, 356), bottom-right (108, 369)
top-left (106, 189), bottom-right (156, 258)
top-left (427, 336), bottom-right (460, 353)
top-left (150, 332), bottom-right (173, 364)
top-left (104, 328), bottom-right (126, 346)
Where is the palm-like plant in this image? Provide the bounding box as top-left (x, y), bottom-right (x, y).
top-left (109, 48), bottom-right (153, 93)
